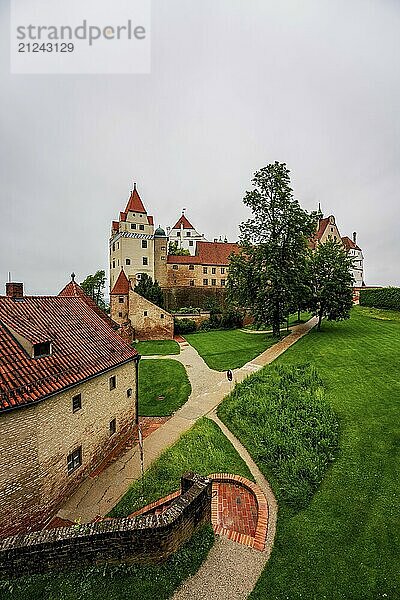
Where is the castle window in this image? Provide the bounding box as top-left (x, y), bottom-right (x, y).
top-left (221, 279), bottom-right (226, 286)
top-left (119, 296), bottom-right (124, 303)
top-left (203, 278), bottom-right (208, 286)
top-left (211, 279), bottom-right (216, 286)
top-left (112, 243), bottom-right (115, 251)
top-left (189, 240), bottom-right (193, 246)
top-left (221, 268), bottom-right (225, 274)
top-left (161, 256), bottom-right (166, 260)
top-left (113, 260), bottom-right (115, 268)
top-left (144, 311), bottom-right (148, 316)
top-left (143, 257), bottom-right (148, 265)
top-left (212, 267), bottom-right (216, 274)
top-left (142, 240), bottom-right (148, 248)
top-left (127, 388), bottom-right (132, 398)
top-left (161, 314), bottom-right (164, 319)
top-left (190, 280), bottom-right (195, 286)
top-left (109, 419), bottom-right (116, 436)
top-left (131, 223), bottom-right (136, 229)
top-left (117, 260), bottom-right (120, 266)
top-left (139, 224), bottom-right (144, 231)
top-left (117, 242), bottom-right (119, 249)
top-left (118, 312), bottom-right (122, 318)
top-left (67, 447), bottom-right (82, 474)
top-left (186, 232), bottom-right (191, 237)
top-left (126, 258), bottom-right (131, 265)
top-left (203, 267), bottom-right (208, 274)
top-left (109, 375), bottom-right (116, 390)
top-left (33, 341), bottom-right (51, 358)
top-left (72, 393), bottom-right (82, 413)
top-left (189, 264), bottom-right (194, 270)
top-left (161, 246), bottom-right (166, 251)
top-left (177, 232), bottom-right (180, 237)
top-left (173, 265), bottom-right (178, 270)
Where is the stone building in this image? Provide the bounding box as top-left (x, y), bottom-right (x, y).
top-left (0, 278), bottom-right (139, 537)
top-left (110, 269), bottom-right (174, 341)
top-left (167, 212), bottom-right (207, 255)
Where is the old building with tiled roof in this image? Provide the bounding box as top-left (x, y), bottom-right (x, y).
top-left (168, 211), bottom-right (207, 256)
top-left (0, 278), bottom-right (139, 537)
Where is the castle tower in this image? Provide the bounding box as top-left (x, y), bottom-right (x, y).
top-left (110, 184), bottom-right (155, 291)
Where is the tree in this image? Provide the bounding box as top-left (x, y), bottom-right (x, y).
top-left (135, 273), bottom-right (164, 308)
top-left (168, 241), bottom-right (190, 256)
top-left (80, 270), bottom-right (106, 310)
top-left (228, 162), bottom-right (317, 336)
top-left (308, 239), bottom-right (354, 330)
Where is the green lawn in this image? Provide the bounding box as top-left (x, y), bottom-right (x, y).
top-left (134, 339), bottom-right (180, 355)
top-left (139, 359), bottom-right (191, 416)
top-left (223, 307), bottom-right (399, 600)
top-left (184, 329), bottom-right (280, 370)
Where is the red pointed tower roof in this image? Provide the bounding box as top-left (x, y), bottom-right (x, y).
top-left (110, 269), bottom-right (131, 295)
top-left (124, 183), bottom-right (147, 214)
top-left (172, 213), bottom-right (195, 230)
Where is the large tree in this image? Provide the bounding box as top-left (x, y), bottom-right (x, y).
top-left (228, 162), bottom-right (316, 336)
top-left (135, 273), bottom-right (164, 308)
top-left (168, 241), bottom-right (190, 256)
top-left (308, 239), bottom-right (354, 330)
top-left (80, 270), bottom-right (106, 310)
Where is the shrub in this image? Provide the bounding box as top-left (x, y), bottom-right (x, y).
top-left (220, 308), bottom-right (243, 329)
top-left (359, 287), bottom-right (400, 310)
top-left (174, 318), bottom-right (197, 334)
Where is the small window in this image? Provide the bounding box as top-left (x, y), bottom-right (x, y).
top-left (33, 341), bottom-right (51, 358)
top-left (189, 264), bottom-right (194, 270)
top-left (186, 231), bottom-right (191, 237)
top-left (72, 393), bottom-right (81, 413)
top-left (109, 375), bottom-right (116, 390)
top-left (161, 256), bottom-right (166, 260)
top-left (331, 227), bottom-right (334, 232)
top-left (131, 223), bottom-right (136, 229)
top-left (211, 279), bottom-right (216, 286)
top-left (221, 279), bottom-right (226, 287)
top-left (112, 260), bottom-right (115, 268)
top-left (177, 232), bottom-right (180, 237)
top-left (112, 243), bottom-right (115, 251)
top-left (67, 447), bottom-right (82, 474)
top-left (212, 267), bottom-right (216, 274)
top-left (203, 278), bottom-right (208, 286)
top-left (189, 240), bottom-right (193, 246)
top-left (221, 268), bottom-right (225, 274)
top-left (127, 388), bottom-right (132, 398)
top-left (126, 258), bottom-right (131, 265)
top-left (161, 246), bottom-right (166, 251)
top-left (203, 267), bottom-right (208, 274)
top-left (142, 240), bottom-right (148, 248)
top-left (190, 279), bottom-right (195, 286)
top-left (117, 259), bottom-right (120, 266)
top-left (119, 296), bottom-right (124, 303)
top-left (143, 257), bottom-right (148, 265)
top-left (144, 310), bottom-right (148, 316)
top-left (161, 314), bottom-right (164, 319)
top-left (173, 265), bottom-right (178, 270)
top-left (109, 418), bottom-right (116, 436)
top-left (118, 312), bottom-right (122, 318)
top-left (139, 224), bottom-right (144, 231)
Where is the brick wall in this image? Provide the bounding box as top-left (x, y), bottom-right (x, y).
top-left (0, 473), bottom-right (211, 579)
top-left (0, 360), bottom-right (138, 537)
top-left (128, 290), bottom-right (174, 340)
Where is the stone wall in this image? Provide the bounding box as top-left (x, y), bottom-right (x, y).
top-left (0, 473), bottom-right (211, 579)
top-left (129, 290), bottom-right (174, 340)
top-left (166, 263), bottom-right (228, 288)
top-left (173, 312), bottom-right (211, 327)
top-left (0, 359), bottom-right (138, 537)
top-left (163, 287), bottom-right (228, 311)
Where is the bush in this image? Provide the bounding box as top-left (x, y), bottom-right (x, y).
top-left (218, 363), bottom-right (339, 510)
top-left (359, 287), bottom-right (400, 310)
top-left (220, 308), bottom-right (243, 329)
top-left (174, 318), bottom-right (197, 334)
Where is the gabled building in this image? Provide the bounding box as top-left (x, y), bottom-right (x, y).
top-left (168, 212), bottom-right (207, 256)
top-left (0, 277), bottom-right (139, 537)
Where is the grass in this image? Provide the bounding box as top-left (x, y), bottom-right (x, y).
top-left (184, 329), bottom-right (280, 371)
top-left (139, 359), bottom-right (191, 416)
top-left (0, 525), bottom-right (214, 600)
top-left (218, 363), bottom-right (339, 510)
top-left (134, 339), bottom-right (180, 355)
top-left (223, 306), bottom-right (399, 600)
top-left (109, 417), bottom-right (253, 518)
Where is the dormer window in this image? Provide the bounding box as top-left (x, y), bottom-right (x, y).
top-left (33, 341), bottom-right (51, 358)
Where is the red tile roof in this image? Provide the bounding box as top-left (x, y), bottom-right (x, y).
top-left (148, 215), bottom-right (154, 225)
top-left (172, 214), bottom-right (195, 230)
top-left (0, 294), bottom-right (137, 412)
top-left (112, 221), bottom-right (119, 231)
top-left (110, 270), bottom-right (131, 295)
top-left (342, 236), bottom-right (361, 251)
top-left (58, 280), bottom-right (116, 327)
top-left (167, 241), bottom-right (240, 266)
top-left (124, 185), bottom-right (147, 214)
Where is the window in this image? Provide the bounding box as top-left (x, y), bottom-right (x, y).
top-left (131, 223), bottom-right (136, 229)
top-left (139, 224), bottom-right (144, 231)
top-left (177, 232), bottom-right (180, 237)
top-left (221, 279), bottom-right (226, 287)
top-left (117, 259), bottom-right (120, 266)
top-left (143, 257), bottom-right (148, 265)
top-left (190, 280), bottom-right (195, 286)
top-left (112, 243), bottom-right (115, 251)
top-left (33, 341), bottom-right (51, 358)
top-left (221, 268), bottom-right (225, 274)
top-left (211, 279), bottom-right (216, 286)
top-left (117, 242), bottom-right (119, 249)
top-left (72, 393), bottom-right (81, 413)
top-left (189, 240), bottom-right (193, 247)
top-left (186, 231), bottom-right (191, 237)
top-left (144, 310), bottom-right (148, 316)
top-left (173, 265), bottom-right (178, 270)
top-left (203, 267), bottom-right (208, 274)
top-left (142, 240), bottom-right (148, 248)
top-left (331, 227), bottom-right (334, 232)
top-left (161, 246), bottom-right (166, 251)
top-left (119, 296), bottom-right (124, 303)
top-left (161, 314), bottom-right (164, 319)
top-left (189, 264), bottom-right (194, 270)
top-left (109, 375), bottom-right (116, 390)
top-left (112, 260), bottom-right (115, 268)
top-left (203, 278), bottom-right (208, 286)
top-left (212, 267), bottom-right (216, 274)
top-left (67, 447), bottom-right (82, 474)
top-left (161, 256), bottom-right (166, 260)
top-left (118, 312), bottom-right (122, 318)
top-left (126, 258), bottom-right (131, 265)
top-left (109, 418), bottom-right (116, 436)
top-left (127, 388), bottom-right (132, 398)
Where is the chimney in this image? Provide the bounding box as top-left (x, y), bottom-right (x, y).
top-left (214, 238), bottom-right (218, 243)
top-left (353, 232), bottom-right (357, 244)
top-left (6, 282), bottom-right (24, 298)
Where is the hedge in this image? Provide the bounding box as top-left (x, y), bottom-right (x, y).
top-left (359, 287), bottom-right (400, 310)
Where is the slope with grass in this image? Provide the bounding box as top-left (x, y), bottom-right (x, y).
top-left (139, 359), bottom-right (191, 416)
top-left (184, 329), bottom-right (279, 371)
top-left (134, 339), bottom-right (180, 355)
top-left (224, 307), bottom-right (400, 600)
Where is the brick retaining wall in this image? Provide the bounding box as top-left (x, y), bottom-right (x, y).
top-left (0, 473), bottom-right (211, 580)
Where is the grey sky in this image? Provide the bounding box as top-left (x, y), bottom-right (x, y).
top-left (1, 0), bottom-right (399, 295)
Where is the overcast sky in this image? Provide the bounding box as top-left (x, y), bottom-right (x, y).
top-left (1, 0), bottom-right (399, 295)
